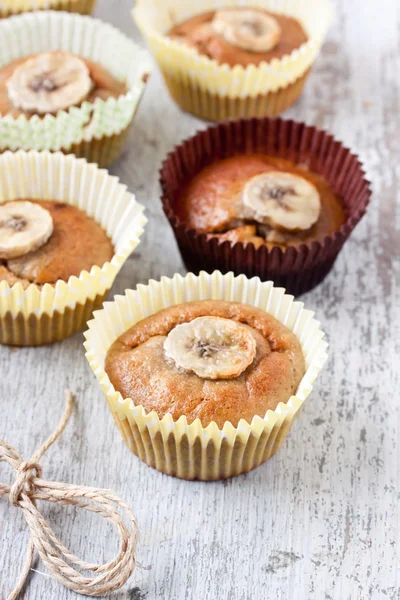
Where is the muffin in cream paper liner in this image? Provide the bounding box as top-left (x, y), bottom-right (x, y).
top-left (84, 271), bottom-right (328, 481)
top-left (0, 11), bottom-right (152, 167)
top-left (0, 0), bottom-right (96, 17)
top-left (133, 0), bottom-right (333, 121)
top-left (0, 151), bottom-right (146, 346)
top-left (160, 117), bottom-right (372, 296)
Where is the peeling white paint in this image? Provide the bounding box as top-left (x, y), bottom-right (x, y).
top-left (0, 0), bottom-right (399, 599)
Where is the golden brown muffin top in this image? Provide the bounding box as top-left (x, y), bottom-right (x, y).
top-left (176, 154), bottom-right (346, 249)
top-left (168, 8), bottom-right (308, 67)
top-left (0, 199), bottom-right (114, 287)
top-left (0, 52), bottom-right (127, 118)
top-left (105, 300), bottom-right (305, 428)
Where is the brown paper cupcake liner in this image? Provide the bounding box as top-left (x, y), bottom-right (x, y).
top-left (0, 0), bottom-right (96, 17)
top-left (84, 271), bottom-right (328, 480)
top-left (163, 69), bottom-right (310, 122)
top-left (160, 118), bottom-right (372, 296)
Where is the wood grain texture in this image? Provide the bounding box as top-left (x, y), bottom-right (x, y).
top-left (1, 0), bottom-right (399, 598)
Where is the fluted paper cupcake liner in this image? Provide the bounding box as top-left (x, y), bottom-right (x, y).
top-left (0, 151), bottom-right (146, 346)
top-left (65, 126), bottom-right (132, 169)
top-left (163, 69), bottom-right (310, 121)
top-left (84, 271), bottom-right (328, 481)
top-left (0, 11), bottom-right (152, 166)
top-left (0, 0), bottom-right (96, 17)
top-left (160, 118), bottom-right (372, 296)
top-left (133, 0), bottom-right (332, 120)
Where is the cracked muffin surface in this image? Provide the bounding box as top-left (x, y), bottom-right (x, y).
top-left (0, 52), bottom-right (127, 118)
top-left (0, 199), bottom-right (114, 288)
top-left (175, 154), bottom-right (346, 249)
top-left (168, 8), bottom-right (308, 67)
top-left (105, 299), bottom-right (305, 428)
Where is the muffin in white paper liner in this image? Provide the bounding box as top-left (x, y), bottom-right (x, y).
top-left (133, 0), bottom-right (333, 120)
top-left (84, 271), bottom-right (328, 480)
top-left (0, 11), bottom-right (152, 165)
top-left (0, 0), bottom-right (96, 17)
top-left (0, 151), bottom-right (146, 345)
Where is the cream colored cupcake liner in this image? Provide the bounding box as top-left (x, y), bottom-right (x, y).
top-left (0, 151), bottom-right (146, 346)
top-left (133, 0), bottom-right (333, 121)
top-left (66, 126), bottom-right (132, 169)
top-left (84, 271), bottom-right (328, 481)
top-left (0, 0), bottom-right (96, 17)
top-left (163, 69), bottom-right (310, 121)
top-left (0, 11), bottom-right (153, 165)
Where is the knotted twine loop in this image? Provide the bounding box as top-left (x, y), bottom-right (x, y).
top-left (0, 391), bottom-right (138, 599)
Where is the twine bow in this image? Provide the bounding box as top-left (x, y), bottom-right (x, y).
top-left (0, 391), bottom-right (138, 599)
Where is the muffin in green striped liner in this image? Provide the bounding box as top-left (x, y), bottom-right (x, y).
top-left (0, 11), bottom-right (152, 167)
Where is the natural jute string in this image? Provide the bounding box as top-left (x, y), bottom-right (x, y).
top-left (0, 391), bottom-right (138, 599)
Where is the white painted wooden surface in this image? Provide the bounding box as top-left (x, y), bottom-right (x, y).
top-left (1, 0), bottom-right (399, 598)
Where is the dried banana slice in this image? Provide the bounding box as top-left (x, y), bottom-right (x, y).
top-left (212, 8), bottom-right (281, 53)
top-left (242, 171), bottom-right (321, 232)
top-left (0, 201), bottom-right (53, 259)
top-left (164, 316), bottom-right (257, 380)
top-left (7, 51), bottom-right (92, 115)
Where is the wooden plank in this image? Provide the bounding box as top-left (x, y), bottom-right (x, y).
top-left (1, 0), bottom-right (399, 598)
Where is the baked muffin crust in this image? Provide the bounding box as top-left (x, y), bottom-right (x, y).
top-left (105, 300), bottom-right (305, 428)
top-left (0, 199), bottom-right (114, 287)
top-left (176, 154), bottom-right (346, 249)
top-left (0, 53), bottom-right (127, 118)
top-left (168, 8), bottom-right (308, 67)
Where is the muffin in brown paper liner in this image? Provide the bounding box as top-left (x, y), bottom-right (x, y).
top-left (0, 0), bottom-right (96, 17)
top-left (84, 271), bottom-right (328, 480)
top-left (160, 117), bottom-right (372, 296)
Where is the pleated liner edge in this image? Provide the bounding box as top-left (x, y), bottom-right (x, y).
top-left (159, 118), bottom-right (372, 296)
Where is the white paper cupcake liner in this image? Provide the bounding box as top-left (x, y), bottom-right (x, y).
top-left (0, 0), bottom-right (96, 17)
top-left (0, 11), bottom-right (153, 152)
top-left (84, 271), bottom-right (328, 480)
top-left (133, 0), bottom-right (333, 97)
top-left (0, 150), bottom-right (146, 345)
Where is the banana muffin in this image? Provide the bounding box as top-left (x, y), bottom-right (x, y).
top-left (0, 199), bottom-right (114, 288)
top-left (168, 7), bottom-right (308, 67)
top-left (0, 0), bottom-right (96, 17)
top-left (105, 299), bottom-right (305, 428)
top-left (173, 154), bottom-right (346, 250)
top-left (0, 51), bottom-right (127, 117)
